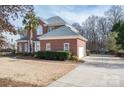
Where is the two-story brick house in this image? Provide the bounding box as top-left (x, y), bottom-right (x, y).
top-left (16, 16), bottom-right (87, 59)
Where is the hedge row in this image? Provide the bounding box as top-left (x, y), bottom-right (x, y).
top-left (34, 51), bottom-right (71, 60)
top-left (16, 52), bottom-right (33, 56)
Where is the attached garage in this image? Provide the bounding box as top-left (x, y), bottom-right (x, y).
top-left (77, 39), bottom-right (86, 59)
top-left (78, 47), bottom-right (85, 58)
top-left (38, 25), bottom-right (87, 59)
top-left (78, 45), bottom-right (86, 58)
top-left (39, 38), bottom-right (87, 59)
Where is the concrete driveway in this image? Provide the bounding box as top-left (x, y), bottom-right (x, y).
top-left (48, 55), bottom-right (124, 87)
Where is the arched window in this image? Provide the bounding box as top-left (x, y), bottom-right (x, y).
top-left (37, 25), bottom-right (43, 35)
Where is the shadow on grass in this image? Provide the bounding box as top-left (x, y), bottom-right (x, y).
top-left (0, 78), bottom-right (41, 87)
top-left (4, 56), bottom-right (74, 64)
top-left (5, 56), bottom-right (44, 62)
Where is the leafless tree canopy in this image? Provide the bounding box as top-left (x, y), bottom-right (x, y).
top-left (72, 6), bottom-right (124, 53)
top-left (0, 5), bottom-right (34, 34)
top-left (0, 5), bottom-right (33, 48)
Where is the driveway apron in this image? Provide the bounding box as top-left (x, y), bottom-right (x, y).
top-left (48, 55), bottom-right (124, 87)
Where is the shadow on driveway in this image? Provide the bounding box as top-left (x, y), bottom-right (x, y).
top-left (86, 57), bottom-right (124, 61)
top-left (84, 62), bottom-right (124, 69)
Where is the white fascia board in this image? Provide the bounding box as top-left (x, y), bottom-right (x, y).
top-left (38, 36), bottom-right (76, 40)
top-left (16, 40), bottom-right (28, 42)
top-left (47, 23), bottom-right (65, 27)
top-left (38, 36), bottom-right (87, 41)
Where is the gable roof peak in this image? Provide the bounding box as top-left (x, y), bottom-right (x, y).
top-left (46, 16), bottom-right (66, 26)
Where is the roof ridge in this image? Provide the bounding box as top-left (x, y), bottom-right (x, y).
top-left (65, 24), bottom-right (80, 35)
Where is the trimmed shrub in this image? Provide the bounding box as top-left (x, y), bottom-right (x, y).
top-left (22, 53), bottom-right (33, 56)
top-left (16, 52), bottom-right (32, 56)
top-left (0, 48), bottom-right (12, 52)
top-left (34, 51), bottom-right (71, 60)
top-left (11, 49), bottom-right (16, 55)
top-left (34, 51), bottom-right (44, 59)
top-left (44, 51), bottom-right (71, 60)
top-left (16, 52), bottom-right (23, 56)
top-left (70, 55), bottom-right (79, 62)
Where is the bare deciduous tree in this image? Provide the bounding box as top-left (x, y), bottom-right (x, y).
top-left (72, 5), bottom-right (124, 53)
top-left (0, 5), bottom-right (34, 34)
top-left (105, 5), bottom-right (123, 25)
top-left (0, 5), bottom-right (34, 49)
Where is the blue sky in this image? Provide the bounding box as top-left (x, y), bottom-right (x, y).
top-left (5, 5), bottom-right (111, 44)
top-left (12, 5), bottom-right (111, 28)
top-left (34, 5), bottom-right (111, 24)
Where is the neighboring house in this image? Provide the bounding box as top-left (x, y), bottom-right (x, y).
top-left (1, 32), bottom-right (20, 50)
top-left (16, 16), bottom-right (87, 59)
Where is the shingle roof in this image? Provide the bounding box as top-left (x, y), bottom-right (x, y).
top-left (38, 24), bottom-right (87, 41)
top-left (16, 36), bottom-right (40, 41)
top-left (46, 16), bottom-right (66, 26)
top-left (17, 16), bottom-right (87, 42)
top-left (16, 36), bottom-right (28, 41)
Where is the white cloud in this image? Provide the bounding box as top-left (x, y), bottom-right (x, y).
top-left (34, 5), bottom-right (111, 25)
top-left (53, 6), bottom-right (110, 25)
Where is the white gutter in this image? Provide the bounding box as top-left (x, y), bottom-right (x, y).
top-left (38, 36), bottom-right (88, 41)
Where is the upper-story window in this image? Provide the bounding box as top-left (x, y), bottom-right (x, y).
top-left (48, 27), bottom-right (55, 32)
top-left (37, 25), bottom-right (43, 35)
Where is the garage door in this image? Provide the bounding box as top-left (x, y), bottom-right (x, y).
top-left (78, 47), bottom-right (85, 59)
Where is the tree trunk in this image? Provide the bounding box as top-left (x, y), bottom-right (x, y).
top-left (29, 29), bottom-right (32, 53)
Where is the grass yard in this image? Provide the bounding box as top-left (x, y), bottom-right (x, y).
top-left (0, 57), bottom-right (78, 87)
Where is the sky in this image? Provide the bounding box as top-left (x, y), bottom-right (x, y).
top-left (4, 5), bottom-right (112, 44)
top-left (34, 5), bottom-right (111, 24)
top-left (12, 5), bottom-right (111, 28)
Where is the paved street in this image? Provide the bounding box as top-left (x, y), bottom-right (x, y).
top-left (48, 55), bottom-right (124, 87)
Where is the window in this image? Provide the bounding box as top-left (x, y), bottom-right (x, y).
top-left (46, 43), bottom-right (51, 51)
top-left (19, 43), bottom-right (22, 52)
top-left (64, 43), bottom-right (70, 51)
top-left (35, 41), bottom-right (40, 52)
top-left (48, 27), bottom-right (54, 32)
top-left (37, 26), bottom-right (43, 35)
top-left (24, 43), bottom-right (28, 52)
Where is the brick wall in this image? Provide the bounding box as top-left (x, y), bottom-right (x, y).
top-left (39, 19), bottom-right (47, 34)
top-left (40, 39), bottom-right (78, 56)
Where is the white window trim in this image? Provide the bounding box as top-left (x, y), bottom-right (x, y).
top-left (24, 43), bottom-right (28, 52)
top-left (35, 41), bottom-right (40, 52)
top-left (37, 25), bottom-right (43, 35)
top-left (64, 43), bottom-right (70, 51)
top-left (46, 43), bottom-right (51, 51)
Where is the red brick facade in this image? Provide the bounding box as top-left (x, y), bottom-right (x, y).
top-left (17, 38), bottom-right (86, 58)
top-left (40, 39), bottom-right (86, 56)
top-left (39, 19), bottom-right (47, 34)
top-left (17, 18), bottom-right (87, 58)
